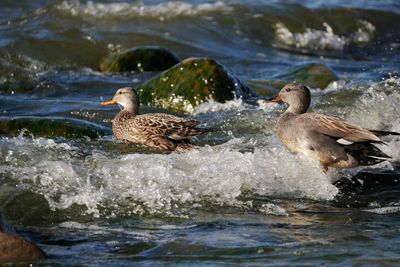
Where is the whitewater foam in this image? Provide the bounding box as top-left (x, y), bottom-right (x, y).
top-left (274, 20), bottom-right (375, 51)
top-left (193, 97), bottom-right (246, 115)
top-left (56, 0), bottom-right (233, 19)
top-left (0, 133), bottom-right (337, 217)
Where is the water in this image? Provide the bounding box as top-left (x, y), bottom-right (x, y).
top-left (0, 0), bottom-right (400, 265)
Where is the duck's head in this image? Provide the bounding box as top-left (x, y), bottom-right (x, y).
top-left (266, 83), bottom-right (311, 114)
top-left (101, 87), bottom-right (139, 114)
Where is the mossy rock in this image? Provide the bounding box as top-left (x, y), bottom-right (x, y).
top-left (275, 62), bottom-right (338, 89)
top-left (0, 118), bottom-right (110, 139)
top-left (136, 57), bottom-right (254, 113)
top-left (100, 46), bottom-right (180, 73)
top-left (247, 62), bottom-right (338, 96)
top-left (245, 80), bottom-right (287, 97)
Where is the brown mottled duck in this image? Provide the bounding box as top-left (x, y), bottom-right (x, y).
top-left (101, 87), bottom-right (210, 152)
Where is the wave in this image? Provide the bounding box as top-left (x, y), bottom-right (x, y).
top-left (55, 0), bottom-right (233, 19)
top-left (274, 20), bottom-right (375, 51)
top-left (0, 133), bottom-right (337, 217)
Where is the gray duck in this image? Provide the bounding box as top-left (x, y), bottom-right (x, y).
top-left (266, 83), bottom-right (399, 173)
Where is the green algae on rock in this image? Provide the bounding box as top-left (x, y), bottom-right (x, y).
top-left (100, 46), bottom-right (180, 73)
top-left (247, 62), bottom-right (338, 97)
top-left (275, 62), bottom-right (338, 89)
top-left (0, 117), bottom-right (109, 139)
top-left (136, 57), bottom-right (254, 113)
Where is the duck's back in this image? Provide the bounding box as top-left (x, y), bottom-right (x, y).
top-left (112, 111), bottom-right (203, 143)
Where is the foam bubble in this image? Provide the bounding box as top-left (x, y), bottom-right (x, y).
top-left (193, 97), bottom-right (246, 115)
top-left (259, 203), bottom-right (288, 216)
top-left (363, 206), bottom-right (400, 214)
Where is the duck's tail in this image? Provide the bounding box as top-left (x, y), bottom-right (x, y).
top-left (370, 130), bottom-right (400, 137)
top-left (345, 142), bottom-right (391, 166)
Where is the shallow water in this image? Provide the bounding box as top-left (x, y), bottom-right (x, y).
top-left (1, 0), bottom-right (400, 265)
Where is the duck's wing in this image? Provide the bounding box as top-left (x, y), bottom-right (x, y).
top-left (133, 114), bottom-right (202, 140)
top-left (299, 113), bottom-right (382, 143)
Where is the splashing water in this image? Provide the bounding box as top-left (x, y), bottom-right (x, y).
top-left (274, 20), bottom-right (375, 51)
top-left (56, 0), bottom-right (233, 20)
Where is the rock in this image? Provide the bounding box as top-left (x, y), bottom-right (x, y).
top-left (333, 171), bottom-right (400, 207)
top-left (246, 62), bottom-right (338, 96)
top-left (0, 211), bottom-right (46, 263)
top-left (275, 62), bottom-right (338, 89)
top-left (0, 117), bottom-right (110, 139)
top-left (100, 46), bottom-right (180, 73)
top-left (245, 80), bottom-right (286, 97)
top-left (137, 57), bottom-right (254, 113)
top-left (0, 233), bottom-right (46, 263)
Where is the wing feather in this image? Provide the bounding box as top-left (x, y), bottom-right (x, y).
top-left (126, 113), bottom-right (201, 140)
top-left (297, 113), bottom-right (381, 143)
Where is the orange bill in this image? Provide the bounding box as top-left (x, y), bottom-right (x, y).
top-left (100, 99), bottom-right (117, 106)
top-left (264, 95), bottom-right (283, 103)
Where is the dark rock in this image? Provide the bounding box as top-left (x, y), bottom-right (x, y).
top-left (100, 46), bottom-right (180, 73)
top-left (0, 117), bottom-right (110, 139)
top-left (137, 57), bottom-right (254, 113)
top-left (0, 211), bottom-right (46, 263)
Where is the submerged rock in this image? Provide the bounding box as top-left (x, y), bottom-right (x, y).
top-left (0, 117), bottom-right (109, 139)
top-left (137, 57), bottom-right (254, 113)
top-left (0, 211), bottom-right (46, 263)
top-left (0, 233), bottom-right (46, 263)
top-left (247, 62), bottom-right (338, 96)
top-left (275, 62), bottom-right (338, 89)
top-left (100, 46), bottom-right (180, 73)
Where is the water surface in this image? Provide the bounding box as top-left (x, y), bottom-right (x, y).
top-left (1, 0), bottom-right (400, 265)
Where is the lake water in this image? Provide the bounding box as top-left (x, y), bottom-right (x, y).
top-left (1, 0), bottom-right (400, 265)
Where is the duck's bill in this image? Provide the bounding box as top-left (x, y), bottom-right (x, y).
top-left (264, 95), bottom-right (283, 103)
top-left (100, 99), bottom-right (117, 106)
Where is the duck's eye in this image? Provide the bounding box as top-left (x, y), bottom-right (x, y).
top-left (119, 91), bottom-right (123, 94)
top-left (286, 88), bottom-right (291, 92)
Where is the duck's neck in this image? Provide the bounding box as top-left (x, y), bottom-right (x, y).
top-left (285, 99), bottom-right (309, 115)
top-left (123, 103), bottom-right (139, 115)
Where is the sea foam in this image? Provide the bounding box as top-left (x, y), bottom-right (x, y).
top-left (56, 0), bottom-right (233, 19)
top-left (274, 20), bottom-right (375, 51)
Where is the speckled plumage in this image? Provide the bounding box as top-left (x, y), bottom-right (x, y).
top-left (267, 83), bottom-right (399, 173)
top-left (101, 87), bottom-right (208, 152)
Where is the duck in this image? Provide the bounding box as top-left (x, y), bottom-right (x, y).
top-left (266, 82), bottom-right (399, 173)
top-left (100, 87), bottom-right (210, 152)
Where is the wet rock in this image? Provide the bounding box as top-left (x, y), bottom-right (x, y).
top-left (247, 62), bottom-right (338, 96)
top-left (0, 211), bottom-right (46, 263)
top-left (137, 57), bottom-right (254, 113)
top-left (0, 233), bottom-right (46, 263)
top-left (100, 46), bottom-right (180, 73)
top-left (0, 117), bottom-right (110, 139)
top-left (245, 80), bottom-right (286, 97)
top-left (275, 62), bottom-right (338, 89)
top-left (333, 170), bottom-right (400, 207)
